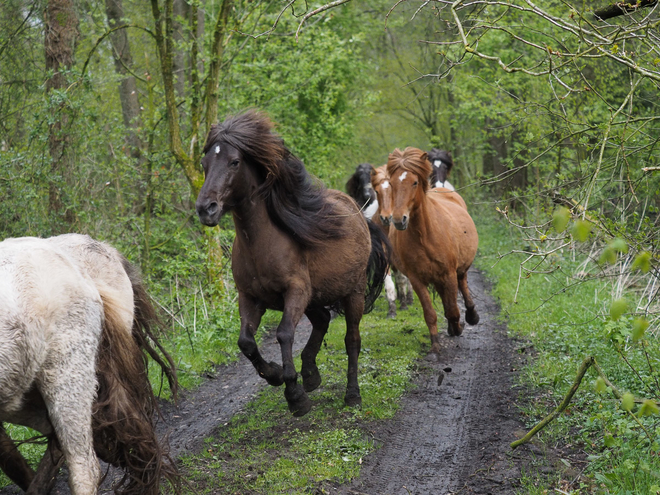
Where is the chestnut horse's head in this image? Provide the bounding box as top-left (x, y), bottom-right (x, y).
top-left (371, 165), bottom-right (393, 227)
top-left (386, 147), bottom-right (431, 231)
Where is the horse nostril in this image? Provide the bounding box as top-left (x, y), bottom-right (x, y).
top-left (207, 202), bottom-right (218, 216)
top-left (402, 215), bottom-right (408, 225)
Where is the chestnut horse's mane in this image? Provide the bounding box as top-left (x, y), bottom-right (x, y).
top-left (204, 111), bottom-right (344, 247)
top-left (386, 147), bottom-right (432, 193)
top-left (371, 165), bottom-right (388, 187)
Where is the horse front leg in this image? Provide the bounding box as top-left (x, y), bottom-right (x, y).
top-left (301, 308), bottom-right (331, 393)
top-left (408, 276), bottom-right (441, 354)
top-left (434, 272), bottom-right (462, 337)
top-left (279, 287), bottom-right (311, 416)
top-left (342, 292), bottom-right (364, 407)
top-left (458, 271), bottom-right (480, 325)
top-left (236, 293), bottom-right (282, 386)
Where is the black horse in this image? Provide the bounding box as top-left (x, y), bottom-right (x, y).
top-left (427, 148), bottom-right (454, 190)
top-left (345, 163), bottom-right (378, 219)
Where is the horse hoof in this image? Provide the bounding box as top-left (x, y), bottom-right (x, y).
top-left (302, 369), bottom-right (322, 392)
top-left (466, 308), bottom-right (480, 325)
top-left (263, 361), bottom-right (284, 386)
top-left (285, 385), bottom-right (312, 416)
top-left (289, 396), bottom-right (313, 417)
top-left (406, 295), bottom-right (414, 306)
top-left (344, 392), bottom-right (362, 408)
top-left (387, 310), bottom-right (396, 319)
top-left (448, 322), bottom-right (463, 337)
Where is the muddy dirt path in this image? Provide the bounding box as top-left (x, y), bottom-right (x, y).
top-left (2, 269), bottom-right (547, 494)
top-left (332, 269), bottom-right (536, 495)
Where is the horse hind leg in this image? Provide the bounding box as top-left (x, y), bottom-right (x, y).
top-left (301, 308), bottom-right (331, 392)
top-left (458, 272), bottom-right (479, 325)
top-left (39, 313), bottom-right (102, 494)
top-left (342, 292), bottom-right (363, 408)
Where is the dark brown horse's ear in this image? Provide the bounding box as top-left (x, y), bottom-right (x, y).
top-left (370, 165), bottom-right (376, 176)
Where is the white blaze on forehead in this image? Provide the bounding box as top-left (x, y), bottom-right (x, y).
top-left (433, 160), bottom-right (442, 168)
top-left (215, 145), bottom-right (221, 154)
top-left (381, 181), bottom-right (390, 189)
top-left (398, 171), bottom-right (408, 182)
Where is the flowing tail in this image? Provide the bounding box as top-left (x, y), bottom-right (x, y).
top-left (92, 258), bottom-right (180, 495)
top-left (363, 220), bottom-right (392, 314)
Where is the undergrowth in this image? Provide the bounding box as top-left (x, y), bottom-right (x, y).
top-left (474, 206), bottom-right (660, 495)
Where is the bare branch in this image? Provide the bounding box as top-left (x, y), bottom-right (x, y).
top-left (594, 0), bottom-right (658, 21)
top-left (296, 0), bottom-right (352, 41)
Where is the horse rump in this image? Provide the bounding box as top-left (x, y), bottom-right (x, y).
top-left (93, 256), bottom-right (179, 495)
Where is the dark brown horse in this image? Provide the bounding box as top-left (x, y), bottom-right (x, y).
top-left (196, 111), bottom-right (390, 416)
top-left (387, 147), bottom-right (479, 354)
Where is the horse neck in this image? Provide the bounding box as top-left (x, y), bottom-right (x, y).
top-left (230, 170), bottom-right (273, 247)
top-left (409, 186), bottom-right (432, 238)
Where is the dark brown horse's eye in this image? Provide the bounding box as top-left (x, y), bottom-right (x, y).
top-left (230, 159), bottom-right (239, 167)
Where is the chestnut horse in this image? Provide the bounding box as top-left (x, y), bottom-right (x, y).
top-left (370, 165), bottom-right (415, 312)
top-left (0, 234), bottom-right (178, 495)
top-left (196, 111), bottom-right (390, 416)
top-left (386, 148), bottom-right (479, 354)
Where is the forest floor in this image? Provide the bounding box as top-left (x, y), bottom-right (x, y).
top-left (1, 270), bottom-right (581, 494)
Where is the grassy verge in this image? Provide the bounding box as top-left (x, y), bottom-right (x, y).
top-left (474, 208), bottom-right (660, 494)
top-left (176, 299), bottom-right (429, 494)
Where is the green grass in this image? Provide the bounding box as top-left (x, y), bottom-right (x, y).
top-left (474, 209), bottom-right (660, 494)
top-left (176, 298), bottom-right (429, 494)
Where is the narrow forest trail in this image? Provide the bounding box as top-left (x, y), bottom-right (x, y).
top-left (1, 270), bottom-right (557, 495)
top-left (332, 269), bottom-right (545, 495)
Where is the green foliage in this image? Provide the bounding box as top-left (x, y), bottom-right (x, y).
top-left (476, 210), bottom-right (660, 494)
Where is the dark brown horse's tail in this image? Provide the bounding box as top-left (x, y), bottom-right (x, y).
top-left (92, 258), bottom-right (179, 495)
top-left (364, 220), bottom-right (392, 314)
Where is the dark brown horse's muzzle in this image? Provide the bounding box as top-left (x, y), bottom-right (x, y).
top-left (196, 200), bottom-right (220, 226)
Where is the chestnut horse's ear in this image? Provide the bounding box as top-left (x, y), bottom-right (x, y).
top-left (421, 151), bottom-right (429, 163)
top-left (370, 165), bottom-right (376, 176)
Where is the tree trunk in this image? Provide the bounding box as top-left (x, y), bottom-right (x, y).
top-left (44, 0), bottom-right (79, 223)
top-left (105, 0), bottom-right (143, 159)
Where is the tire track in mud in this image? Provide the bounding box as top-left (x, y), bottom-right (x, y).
top-left (334, 269), bottom-right (531, 495)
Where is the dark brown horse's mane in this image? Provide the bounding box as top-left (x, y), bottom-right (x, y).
top-left (387, 147), bottom-right (432, 193)
top-left (92, 258), bottom-right (179, 495)
top-left (427, 148), bottom-right (454, 172)
top-left (204, 111), bottom-right (344, 247)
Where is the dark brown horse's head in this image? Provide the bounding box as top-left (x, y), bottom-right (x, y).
top-left (387, 147), bottom-right (431, 231)
top-left (196, 111), bottom-right (285, 226)
top-left (371, 165), bottom-right (393, 226)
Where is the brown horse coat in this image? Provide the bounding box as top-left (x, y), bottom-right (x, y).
top-left (196, 111), bottom-right (389, 416)
top-left (387, 147), bottom-right (479, 353)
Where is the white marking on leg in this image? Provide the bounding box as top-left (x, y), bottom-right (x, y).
top-left (385, 273), bottom-right (396, 303)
